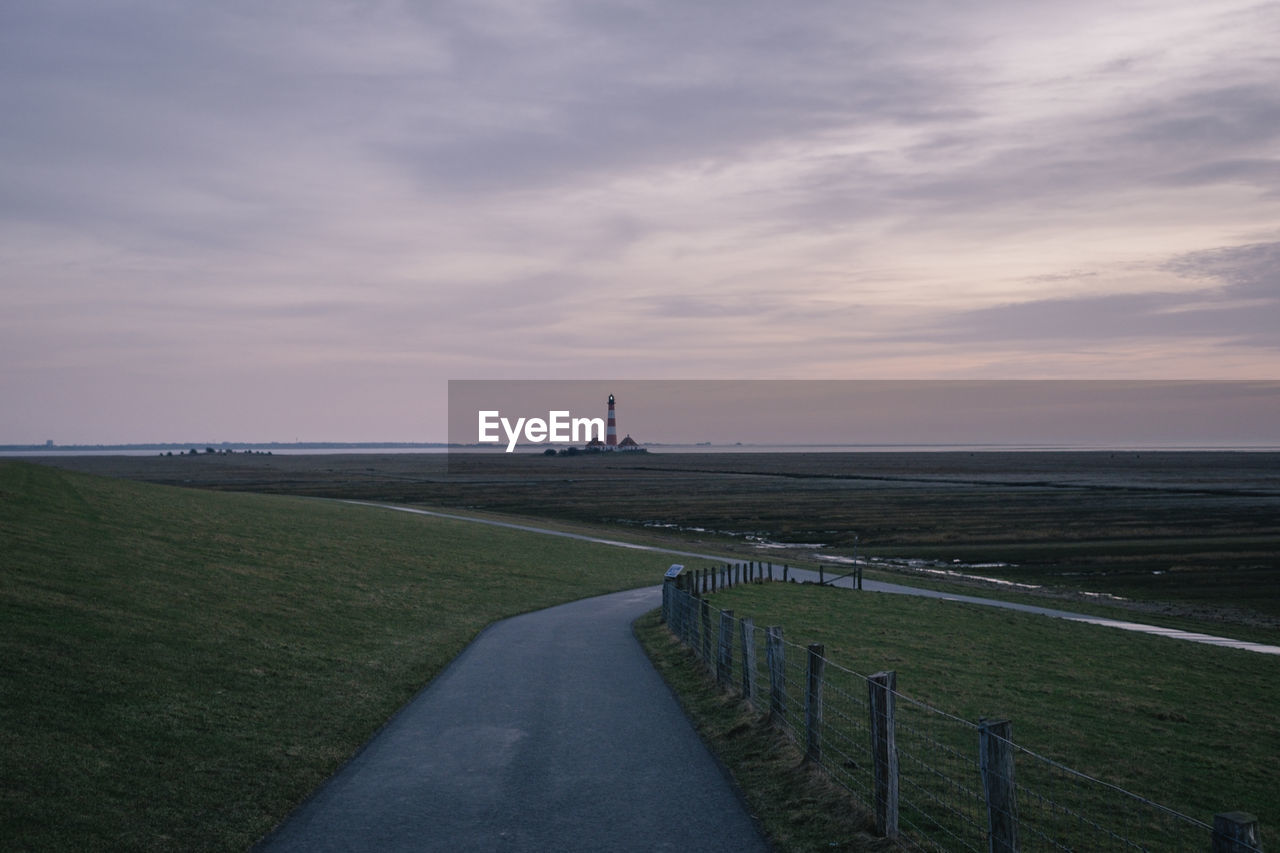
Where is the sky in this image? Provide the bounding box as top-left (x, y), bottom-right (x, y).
top-left (3, 1), bottom-right (1279, 443)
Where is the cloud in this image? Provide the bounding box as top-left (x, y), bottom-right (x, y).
top-left (376, 0), bottom-right (982, 195)
top-left (1164, 240), bottom-right (1280, 298)
top-left (932, 241), bottom-right (1280, 348)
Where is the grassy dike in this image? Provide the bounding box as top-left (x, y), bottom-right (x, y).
top-left (637, 582), bottom-right (1279, 849)
top-left (0, 461), bottom-right (668, 851)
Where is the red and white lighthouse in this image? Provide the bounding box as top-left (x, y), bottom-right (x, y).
top-left (606, 393), bottom-right (617, 449)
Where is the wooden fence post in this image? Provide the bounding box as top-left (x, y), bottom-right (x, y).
top-left (805, 643), bottom-right (825, 765)
top-left (868, 671), bottom-right (900, 839)
top-left (1213, 812), bottom-right (1262, 853)
top-left (717, 610), bottom-right (734, 687)
top-left (740, 616), bottom-right (757, 704)
top-left (768, 562), bottom-right (774, 582)
top-left (819, 565), bottom-right (824, 585)
top-left (766, 626), bottom-right (786, 725)
top-left (783, 564), bottom-right (790, 582)
top-left (979, 718), bottom-right (1019, 853)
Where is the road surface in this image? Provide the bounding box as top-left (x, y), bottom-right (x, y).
top-left (256, 587), bottom-right (770, 852)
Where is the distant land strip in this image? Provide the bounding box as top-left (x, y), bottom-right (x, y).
top-left (629, 464), bottom-right (1280, 498)
top-left (0, 442), bottom-right (450, 452)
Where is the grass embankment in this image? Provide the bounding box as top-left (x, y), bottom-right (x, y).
top-left (0, 460), bottom-right (666, 851)
top-left (636, 609), bottom-right (896, 853)
top-left (637, 582), bottom-right (1278, 850)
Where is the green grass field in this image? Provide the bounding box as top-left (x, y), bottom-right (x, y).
top-left (642, 581), bottom-right (1279, 849)
top-left (42, 450), bottom-right (1280, 640)
top-left (0, 460), bottom-right (669, 851)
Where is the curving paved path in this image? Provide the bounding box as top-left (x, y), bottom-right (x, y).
top-left (256, 587), bottom-right (770, 852)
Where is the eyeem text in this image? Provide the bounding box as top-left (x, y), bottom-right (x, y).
top-left (478, 410), bottom-right (605, 452)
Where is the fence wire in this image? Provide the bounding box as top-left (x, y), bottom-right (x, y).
top-left (659, 578), bottom-right (1262, 853)
top-left (893, 692), bottom-right (986, 852)
top-left (819, 664), bottom-right (875, 806)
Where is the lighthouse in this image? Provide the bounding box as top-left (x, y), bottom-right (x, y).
top-left (606, 394), bottom-right (617, 448)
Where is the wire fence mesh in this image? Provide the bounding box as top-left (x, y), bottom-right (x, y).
top-left (659, 575), bottom-right (1263, 853)
top-left (894, 694), bottom-right (986, 851)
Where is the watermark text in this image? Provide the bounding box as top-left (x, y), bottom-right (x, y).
top-left (478, 410), bottom-right (605, 452)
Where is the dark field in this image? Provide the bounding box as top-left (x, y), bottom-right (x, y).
top-left (38, 450), bottom-right (1280, 636)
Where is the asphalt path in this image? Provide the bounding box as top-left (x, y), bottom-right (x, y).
top-left (257, 586), bottom-right (770, 852)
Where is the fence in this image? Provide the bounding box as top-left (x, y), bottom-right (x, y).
top-left (660, 568), bottom-right (1264, 853)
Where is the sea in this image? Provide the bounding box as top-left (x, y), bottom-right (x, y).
top-left (2, 442), bottom-right (1278, 456)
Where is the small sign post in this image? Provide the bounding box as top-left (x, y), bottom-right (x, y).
top-left (662, 564), bottom-right (687, 622)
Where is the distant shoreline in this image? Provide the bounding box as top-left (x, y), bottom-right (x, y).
top-left (0, 442), bottom-right (449, 452)
top-left (3, 442), bottom-right (1278, 456)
